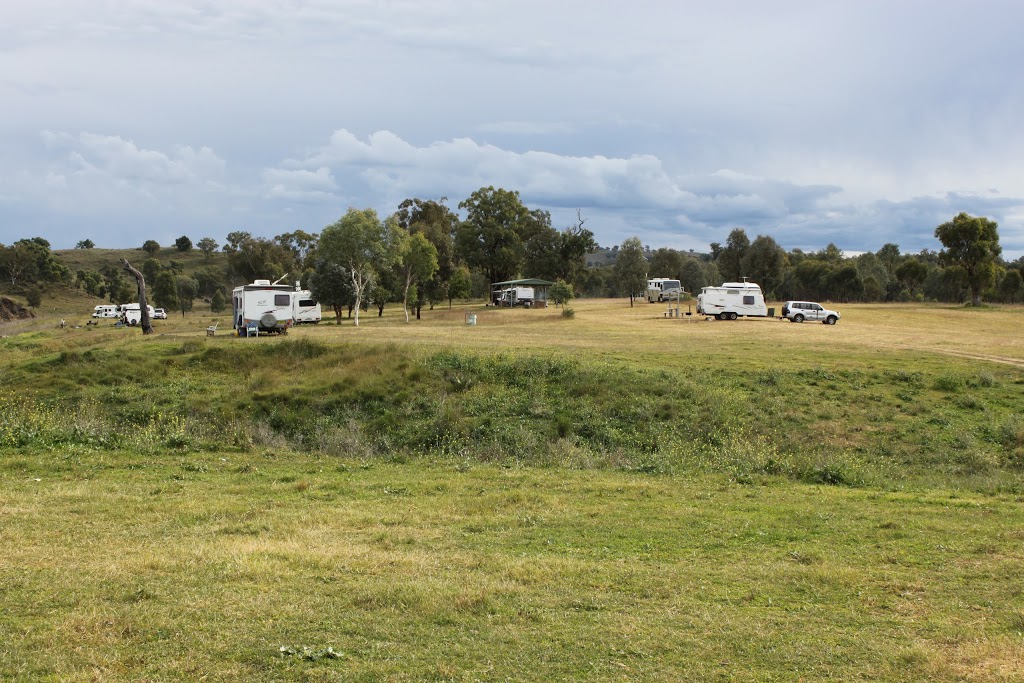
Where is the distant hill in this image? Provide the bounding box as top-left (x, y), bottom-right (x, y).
top-left (55, 246), bottom-right (229, 277)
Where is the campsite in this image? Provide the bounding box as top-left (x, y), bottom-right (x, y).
top-left (1, 295), bottom-right (1023, 682)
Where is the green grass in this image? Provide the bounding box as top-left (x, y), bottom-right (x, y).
top-left (2, 300), bottom-right (1024, 680)
top-left (2, 452), bottom-right (1023, 681)
top-left (1, 326), bottom-right (1022, 489)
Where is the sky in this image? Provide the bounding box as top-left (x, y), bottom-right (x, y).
top-left (2, 0), bottom-right (1023, 259)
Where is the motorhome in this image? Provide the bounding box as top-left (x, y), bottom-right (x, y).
top-left (91, 305), bottom-right (120, 318)
top-left (646, 278), bottom-right (683, 303)
top-left (232, 279), bottom-right (295, 335)
top-left (120, 304), bottom-right (155, 326)
top-left (292, 290), bottom-right (321, 324)
top-left (496, 286), bottom-right (534, 308)
top-left (696, 281), bottom-right (768, 320)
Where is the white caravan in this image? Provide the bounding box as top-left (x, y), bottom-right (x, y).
top-left (292, 290), bottom-right (321, 324)
top-left (121, 304), bottom-right (155, 326)
top-left (697, 281), bottom-right (768, 320)
top-left (496, 286), bottom-right (534, 307)
top-left (646, 278), bottom-right (683, 303)
top-left (232, 280), bottom-right (294, 334)
top-left (92, 305), bottom-right (120, 318)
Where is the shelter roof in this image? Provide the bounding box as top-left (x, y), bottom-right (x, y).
top-left (490, 278), bottom-right (556, 287)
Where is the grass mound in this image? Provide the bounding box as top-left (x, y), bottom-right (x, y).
top-left (2, 332), bottom-right (1023, 490)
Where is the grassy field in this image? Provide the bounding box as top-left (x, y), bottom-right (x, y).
top-left (2, 298), bottom-right (1023, 680)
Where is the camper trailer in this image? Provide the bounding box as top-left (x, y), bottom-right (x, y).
top-left (292, 290), bottom-right (321, 325)
top-left (646, 278), bottom-right (683, 303)
top-left (232, 280), bottom-right (295, 335)
top-left (496, 286), bottom-right (534, 307)
top-left (697, 281), bottom-right (768, 320)
top-left (120, 304), bottom-right (155, 326)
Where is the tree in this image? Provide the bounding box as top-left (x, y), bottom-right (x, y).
top-left (308, 258), bottom-right (355, 324)
top-left (648, 248), bottom-right (684, 280)
top-left (142, 258), bottom-right (162, 285)
top-left (75, 239), bottom-right (95, 249)
top-left (447, 265), bottom-right (473, 308)
top-left (152, 271), bottom-right (179, 311)
top-left (716, 228), bottom-right (750, 281)
top-left (876, 243), bottom-right (902, 276)
top-left (393, 198), bottom-right (459, 316)
top-left (197, 237), bottom-right (219, 259)
top-left (827, 265), bottom-right (863, 303)
top-left (895, 258), bottom-right (928, 297)
top-left (175, 277), bottom-right (198, 316)
top-left (934, 212), bottom-right (1001, 306)
top-left (854, 253), bottom-right (890, 302)
top-left (396, 231), bottom-right (439, 323)
top-left (100, 265), bottom-right (134, 303)
top-left (614, 237), bottom-right (647, 307)
top-left (142, 240), bottom-right (161, 256)
top-left (317, 208), bottom-right (392, 327)
top-left (120, 258), bottom-right (154, 334)
top-left (558, 210), bottom-right (598, 287)
top-left (222, 231), bottom-right (251, 253)
top-left (456, 186), bottom-right (534, 285)
top-left (998, 269), bottom-right (1023, 303)
top-left (0, 242), bottom-right (40, 286)
top-left (740, 235), bottom-right (787, 297)
top-left (193, 269), bottom-right (227, 299)
top-left (174, 236), bottom-right (192, 252)
top-left (210, 288), bottom-right (227, 313)
top-left (225, 235), bottom-right (295, 284)
top-left (25, 287), bottom-right (42, 309)
top-left (679, 256), bottom-right (707, 295)
top-left (549, 279), bottom-right (574, 308)
top-left (275, 230), bottom-right (319, 271)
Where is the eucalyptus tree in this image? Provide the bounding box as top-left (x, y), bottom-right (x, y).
top-left (456, 186), bottom-right (534, 285)
top-left (395, 231), bottom-right (438, 322)
top-left (318, 208), bottom-right (394, 327)
top-left (614, 237), bottom-right (648, 307)
top-left (934, 212), bottom-right (1001, 306)
top-left (393, 197), bottom-right (458, 315)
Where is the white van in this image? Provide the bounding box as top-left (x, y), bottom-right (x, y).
top-left (292, 290), bottom-right (321, 324)
top-left (697, 281), bottom-right (768, 320)
top-left (92, 305), bottom-right (120, 318)
top-left (121, 304), bottom-right (155, 326)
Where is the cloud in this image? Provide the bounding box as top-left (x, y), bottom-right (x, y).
top-left (266, 128), bottom-right (1024, 256)
top-left (262, 166), bottom-right (337, 200)
top-left (40, 130), bottom-right (225, 187)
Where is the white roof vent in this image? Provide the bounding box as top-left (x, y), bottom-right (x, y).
top-left (253, 279), bottom-right (271, 286)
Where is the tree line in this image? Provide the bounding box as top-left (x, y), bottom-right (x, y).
top-left (2, 189), bottom-right (1021, 316)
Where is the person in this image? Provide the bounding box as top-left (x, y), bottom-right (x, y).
top-left (59, 319), bottom-right (66, 329)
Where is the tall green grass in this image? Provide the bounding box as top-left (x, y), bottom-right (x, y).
top-left (2, 334), bottom-right (1022, 491)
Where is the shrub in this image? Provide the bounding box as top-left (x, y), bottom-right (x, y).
top-left (25, 287), bottom-right (42, 309)
top-left (933, 374), bottom-right (962, 391)
top-left (561, 307), bottom-right (575, 319)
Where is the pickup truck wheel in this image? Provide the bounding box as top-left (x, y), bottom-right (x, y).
top-left (794, 314), bottom-right (804, 323)
top-left (825, 315), bottom-right (837, 325)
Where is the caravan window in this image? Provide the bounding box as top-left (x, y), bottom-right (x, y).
top-left (274, 294), bottom-right (291, 306)
top-left (743, 295), bottom-right (755, 305)
top-left (727, 289), bottom-right (739, 295)
top-left (299, 299), bottom-right (316, 307)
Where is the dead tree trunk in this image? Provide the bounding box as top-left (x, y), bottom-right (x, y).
top-left (120, 258), bottom-right (154, 334)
